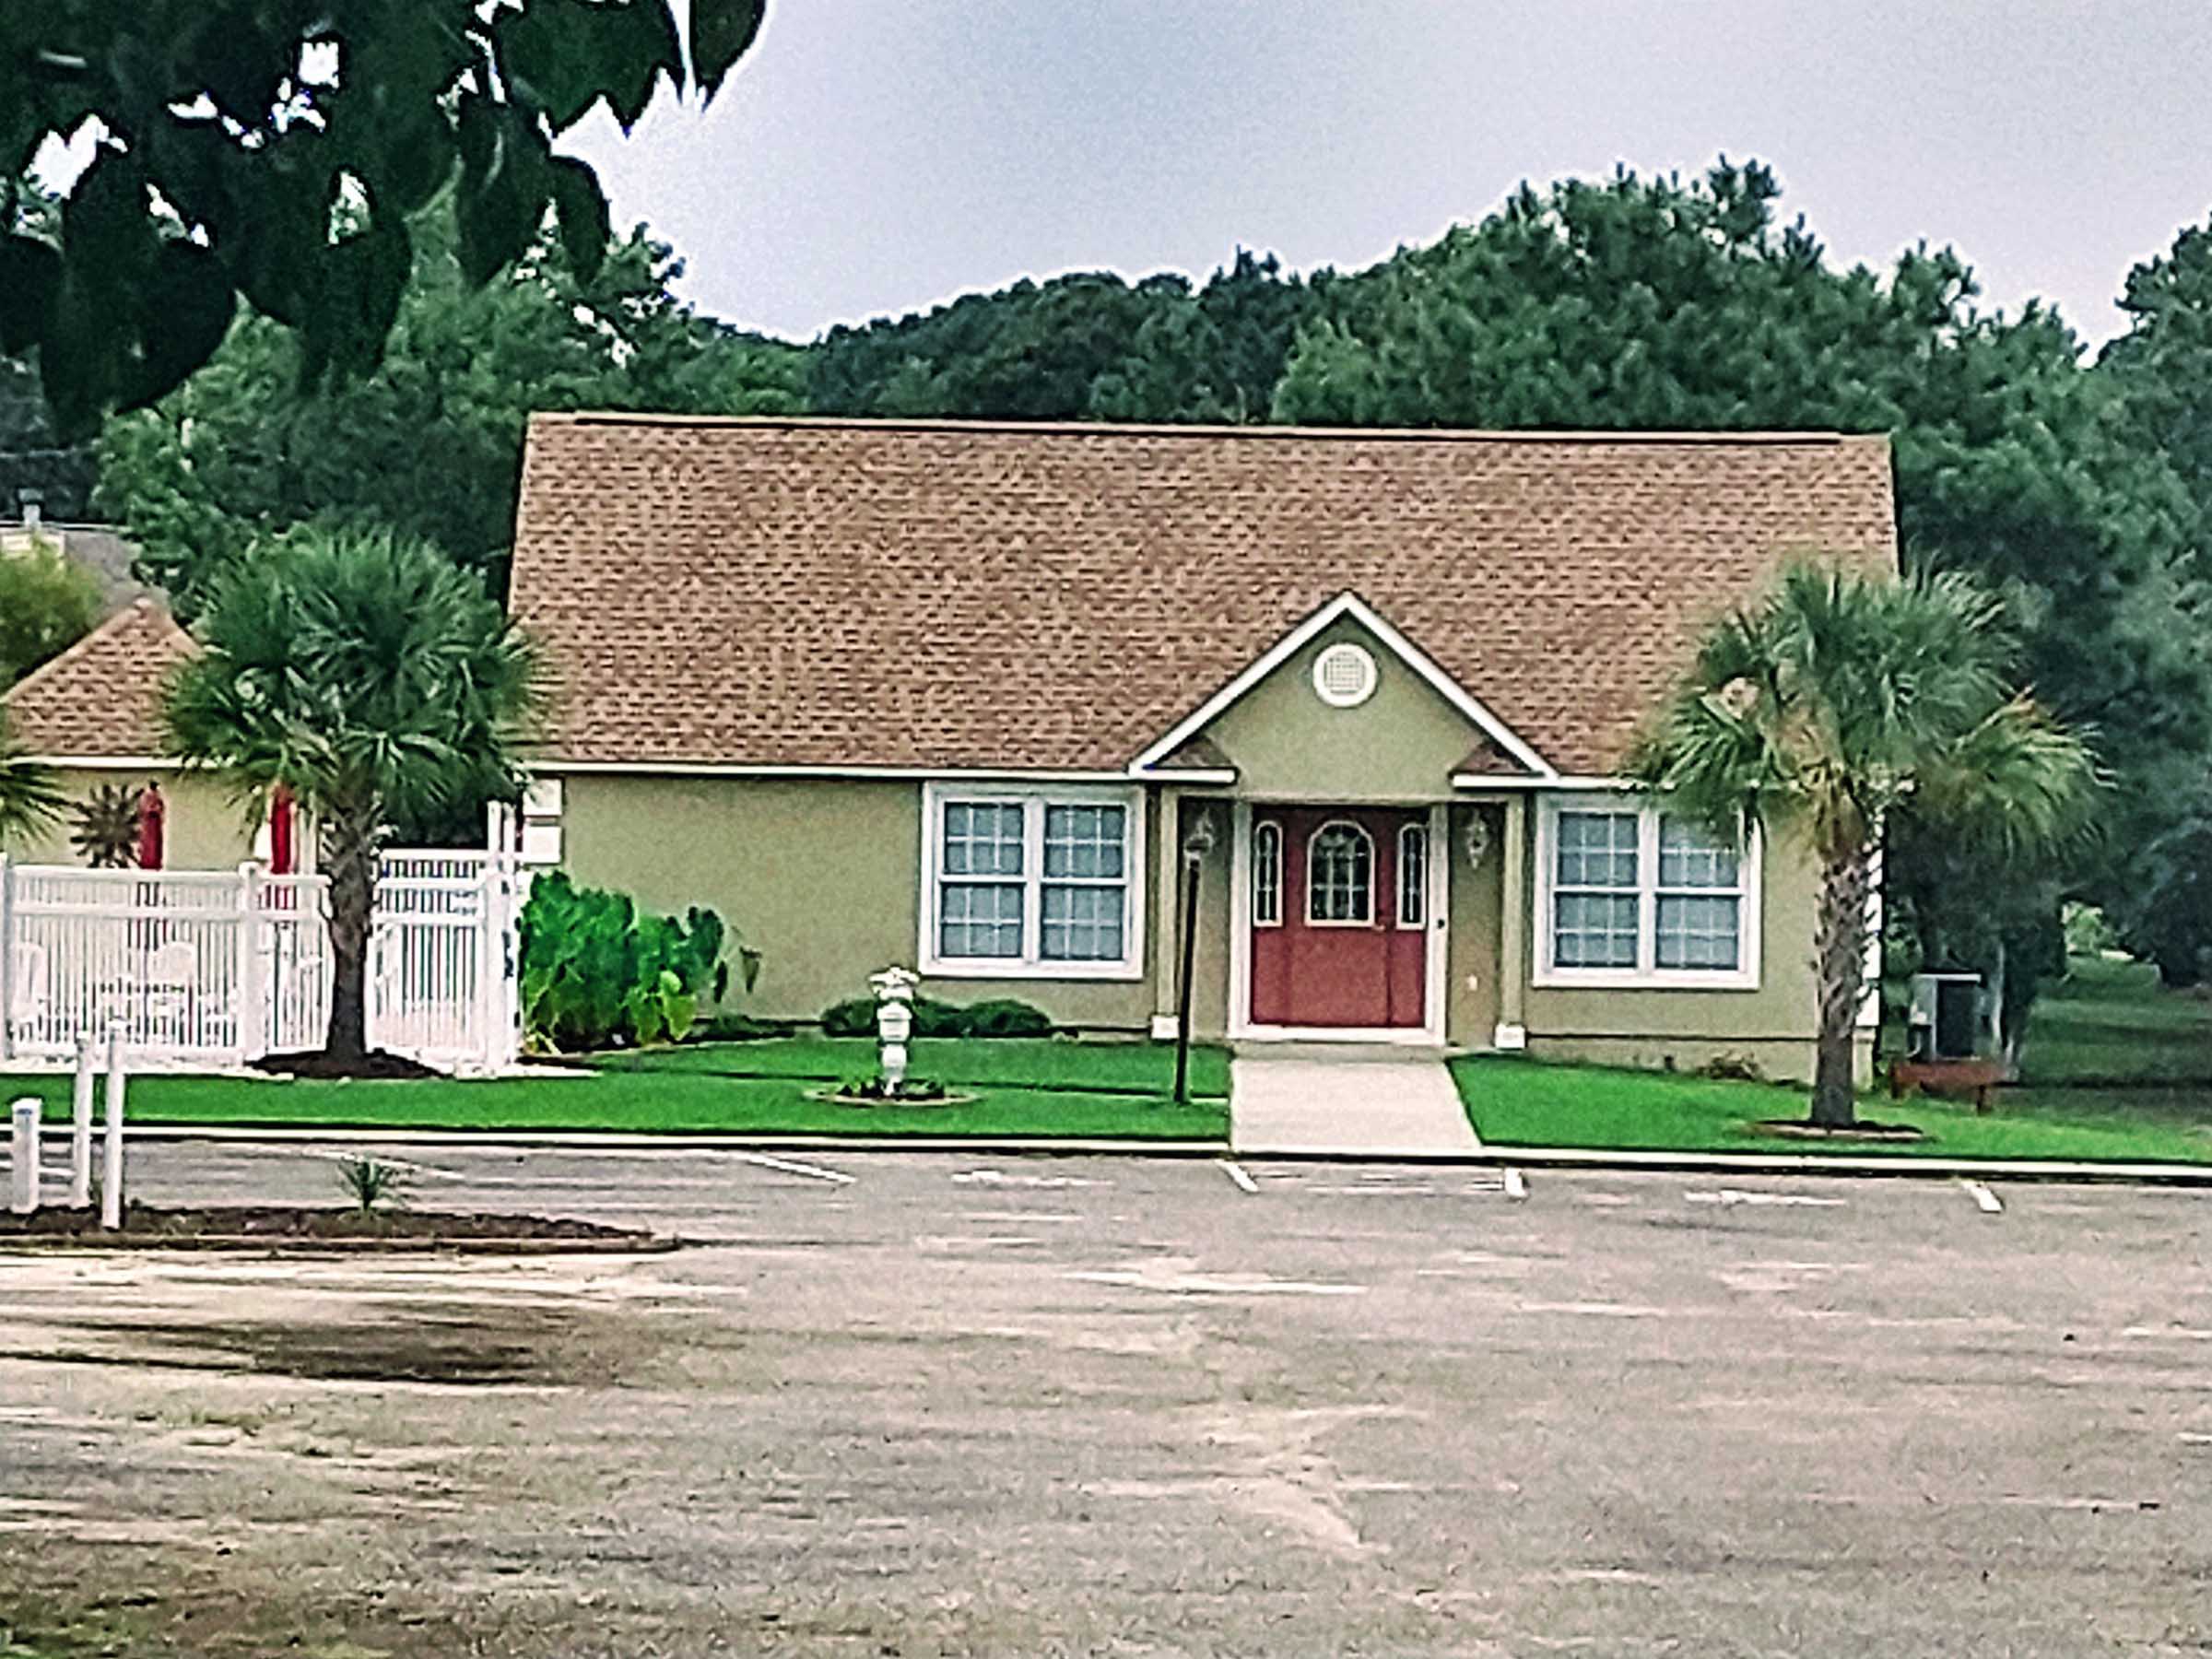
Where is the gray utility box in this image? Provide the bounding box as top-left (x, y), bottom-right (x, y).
top-left (1908, 972), bottom-right (1986, 1061)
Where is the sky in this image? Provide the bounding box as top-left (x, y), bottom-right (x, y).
top-left (561, 0), bottom-right (2212, 349)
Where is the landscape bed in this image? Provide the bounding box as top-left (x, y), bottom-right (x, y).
top-left (0, 1203), bottom-right (665, 1251)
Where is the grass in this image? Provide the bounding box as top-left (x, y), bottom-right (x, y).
top-left (2, 1036), bottom-right (1230, 1141)
top-left (1454, 957), bottom-right (2212, 1164)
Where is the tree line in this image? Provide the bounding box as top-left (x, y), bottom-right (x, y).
top-left (8, 159), bottom-right (2212, 1014)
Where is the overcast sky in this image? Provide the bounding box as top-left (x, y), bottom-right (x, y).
top-left (560, 0), bottom-right (2212, 349)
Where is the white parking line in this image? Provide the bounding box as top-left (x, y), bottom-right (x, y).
top-left (1218, 1160), bottom-right (1259, 1194)
top-left (737, 1152), bottom-right (855, 1185)
top-left (1685, 1189), bottom-right (1846, 1207)
top-left (1502, 1169), bottom-right (1529, 1201)
top-left (1959, 1179), bottom-right (2004, 1214)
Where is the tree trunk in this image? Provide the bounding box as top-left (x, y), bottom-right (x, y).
top-left (323, 815), bottom-right (377, 1065)
top-left (1810, 845), bottom-right (1876, 1129)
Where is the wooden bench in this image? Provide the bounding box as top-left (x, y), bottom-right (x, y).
top-left (1889, 1057), bottom-right (2006, 1114)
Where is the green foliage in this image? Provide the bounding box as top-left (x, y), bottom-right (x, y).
top-left (0, 354), bottom-right (95, 521)
top-left (817, 994), bottom-right (1054, 1040)
top-left (0, 710), bottom-right (62, 849)
top-left (0, 534), bottom-right (99, 686)
top-left (809, 252), bottom-right (1312, 424)
top-left (2112, 789), bottom-right (2212, 986)
top-left (518, 871), bottom-right (752, 1052)
top-left (2061, 902), bottom-right (2121, 961)
top-left (95, 218), bottom-right (806, 609)
top-left (335, 1157), bottom-right (405, 1216)
top-left (164, 526), bottom-right (539, 1059)
top-left (1, 1), bottom-right (767, 437)
top-left (68, 782), bottom-right (143, 869)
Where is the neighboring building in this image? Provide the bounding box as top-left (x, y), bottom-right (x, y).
top-left (507, 414), bottom-right (1898, 1080)
top-left (0, 512), bottom-right (152, 614)
top-left (0, 598), bottom-right (262, 870)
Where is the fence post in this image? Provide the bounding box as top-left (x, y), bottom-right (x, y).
top-left (8, 1098), bottom-right (36, 1215)
top-left (0, 853), bottom-right (13, 1064)
top-left (237, 862), bottom-right (265, 1064)
top-left (70, 1033), bottom-right (94, 1206)
top-left (100, 1021), bottom-right (124, 1230)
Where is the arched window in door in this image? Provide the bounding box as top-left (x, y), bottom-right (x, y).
top-left (1307, 821), bottom-right (1373, 924)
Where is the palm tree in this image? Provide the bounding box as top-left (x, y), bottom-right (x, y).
top-left (0, 710), bottom-right (63, 850)
top-left (1630, 562), bottom-right (2097, 1129)
top-left (165, 528), bottom-right (538, 1066)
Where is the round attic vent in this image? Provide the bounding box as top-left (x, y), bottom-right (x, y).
top-left (1312, 642), bottom-right (1379, 709)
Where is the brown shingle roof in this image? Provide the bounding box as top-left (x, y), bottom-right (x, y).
top-left (3, 598), bottom-right (194, 758)
top-left (509, 416), bottom-right (1899, 775)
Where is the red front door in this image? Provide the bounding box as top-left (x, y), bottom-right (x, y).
top-left (1249, 806), bottom-right (1430, 1030)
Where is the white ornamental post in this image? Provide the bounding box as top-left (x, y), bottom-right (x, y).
top-left (8, 1098), bottom-right (37, 1215)
top-left (100, 1020), bottom-right (125, 1230)
top-left (70, 1032), bottom-right (95, 1206)
top-left (868, 966), bottom-right (920, 1097)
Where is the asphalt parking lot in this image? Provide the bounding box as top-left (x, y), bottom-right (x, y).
top-left (3, 1142), bottom-right (2208, 1656)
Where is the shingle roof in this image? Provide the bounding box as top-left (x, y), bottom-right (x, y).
top-left (509, 416), bottom-right (1899, 775)
top-left (3, 598), bottom-right (194, 758)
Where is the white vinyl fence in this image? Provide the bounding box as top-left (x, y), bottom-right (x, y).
top-left (0, 853), bottom-right (524, 1075)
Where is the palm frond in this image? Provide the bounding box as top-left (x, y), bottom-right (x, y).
top-left (0, 711), bottom-right (64, 849)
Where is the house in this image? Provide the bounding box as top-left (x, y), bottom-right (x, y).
top-left (1, 598), bottom-right (264, 869)
top-left (508, 414), bottom-right (1897, 1081)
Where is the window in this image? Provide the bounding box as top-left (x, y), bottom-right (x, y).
top-left (923, 787), bottom-right (1144, 978)
top-left (1538, 801), bottom-right (1758, 986)
top-left (1253, 821), bottom-right (1283, 926)
top-left (1307, 821), bottom-right (1373, 924)
top-left (1397, 823), bottom-right (1428, 928)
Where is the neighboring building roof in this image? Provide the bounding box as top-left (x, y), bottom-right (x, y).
top-left (0, 520), bottom-right (152, 614)
top-left (509, 415), bottom-right (1900, 776)
top-left (2, 598), bottom-right (194, 759)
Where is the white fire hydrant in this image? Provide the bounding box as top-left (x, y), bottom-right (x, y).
top-left (868, 966), bottom-right (921, 1096)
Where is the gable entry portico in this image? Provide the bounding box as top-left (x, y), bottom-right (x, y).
top-left (1130, 592), bottom-right (1556, 1049)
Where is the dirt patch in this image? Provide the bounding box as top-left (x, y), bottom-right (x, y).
top-left (1749, 1117), bottom-right (1930, 1143)
top-left (0, 1202), bottom-right (662, 1250)
top-left (68, 1315), bottom-right (564, 1384)
top-left (249, 1047), bottom-right (443, 1079)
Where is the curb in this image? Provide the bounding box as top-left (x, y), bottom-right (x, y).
top-left (29, 1124), bottom-right (2212, 1185)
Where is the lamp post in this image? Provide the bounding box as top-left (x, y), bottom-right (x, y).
top-left (1172, 806), bottom-right (1218, 1105)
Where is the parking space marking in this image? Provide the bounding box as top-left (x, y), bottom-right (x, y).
top-left (738, 1152), bottom-right (855, 1185)
top-left (1959, 1179), bottom-right (2004, 1214)
top-left (1502, 1169), bottom-right (1528, 1201)
top-left (1684, 1189), bottom-right (1846, 1207)
top-left (1219, 1160), bottom-right (1259, 1194)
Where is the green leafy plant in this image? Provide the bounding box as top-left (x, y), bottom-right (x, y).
top-left (835, 1076), bottom-right (952, 1103)
top-left (519, 871), bottom-right (755, 1052)
top-left (68, 782), bottom-right (144, 868)
top-left (0, 533), bottom-right (100, 686)
top-left (963, 998), bottom-right (1056, 1039)
top-left (817, 994), bottom-right (1041, 1040)
top-left (0, 709), bottom-right (61, 849)
top-left (336, 1158), bottom-right (405, 1216)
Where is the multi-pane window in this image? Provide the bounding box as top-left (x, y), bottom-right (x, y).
top-left (1308, 822), bottom-right (1373, 924)
top-left (1656, 817), bottom-right (1742, 970)
top-left (1546, 806), bottom-right (1753, 982)
top-left (1253, 821), bottom-right (1283, 926)
top-left (1552, 811), bottom-right (1641, 968)
top-left (1397, 823), bottom-right (1428, 928)
top-left (930, 793), bottom-right (1135, 972)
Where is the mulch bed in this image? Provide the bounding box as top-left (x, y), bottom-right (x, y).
top-left (248, 1049), bottom-right (444, 1080)
top-left (1750, 1118), bottom-right (1930, 1144)
top-left (0, 1203), bottom-right (669, 1252)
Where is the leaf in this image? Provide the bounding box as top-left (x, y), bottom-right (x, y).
top-left (690, 0), bottom-right (766, 102)
top-left (547, 157), bottom-right (609, 284)
top-left (0, 234), bottom-right (58, 356)
top-left (297, 212), bottom-right (412, 386)
top-left (496, 0), bottom-right (605, 132)
top-left (596, 0), bottom-right (686, 131)
top-left (453, 95), bottom-right (552, 287)
top-left (124, 241), bottom-right (237, 409)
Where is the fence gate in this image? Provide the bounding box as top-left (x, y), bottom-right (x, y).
top-left (369, 852), bottom-right (524, 1076)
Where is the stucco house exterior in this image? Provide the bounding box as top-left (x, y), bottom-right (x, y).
top-left (509, 414), bottom-right (1898, 1081)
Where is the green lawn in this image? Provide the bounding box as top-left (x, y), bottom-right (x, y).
top-left (1, 1037), bottom-right (1230, 1141)
top-left (1454, 959), bottom-right (2212, 1164)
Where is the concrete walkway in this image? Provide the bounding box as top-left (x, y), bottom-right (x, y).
top-left (1230, 1044), bottom-right (1480, 1157)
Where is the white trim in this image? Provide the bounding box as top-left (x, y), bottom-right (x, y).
top-left (1226, 802), bottom-right (1449, 1046)
top-left (1532, 795), bottom-right (1763, 991)
top-left (1452, 772), bottom-right (1633, 792)
top-left (1149, 1013), bottom-right (1181, 1041)
top-left (18, 756), bottom-right (175, 771)
top-left (1311, 641), bottom-right (1379, 708)
top-left (1303, 818), bottom-right (1375, 927)
top-left (1128, 592), bottom-right (1558, 779)
top-left (918, 782), bottom-right (1147, 982)
top-left (1492, 1021), bottom-right (1529, 1050)
top-left (1395, 820), bottom-right (1428, 930)
top-left (536, 760), bottom-right (1158, 782)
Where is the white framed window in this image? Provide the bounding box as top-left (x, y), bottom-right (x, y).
top-left (1396, 822), bottom-right (1428, 929)
top-left (1535, 797), bottom-right (1759, 989)
top-left (1307, 820), bottom-right (1373, 925)
top-left (1252, 820), bottom-right (1283, 926)
top-left (920, 783), bottom-right (1146, 980)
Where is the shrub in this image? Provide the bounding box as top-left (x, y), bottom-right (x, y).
top-left (964, 997), bottom-right (1055, 1038)
top-left (519, 872), bottom-right (758, 1052)
top-left (336, 1157), bottom-right (405, 1215)
top-left (817, 993), bottom-right (1054, 1039)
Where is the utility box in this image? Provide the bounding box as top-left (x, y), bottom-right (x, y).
top-left (1908, 972), bottom-right (1985, 1061)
